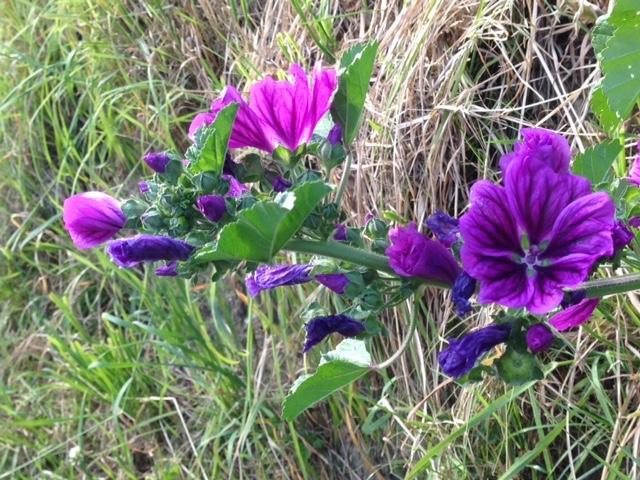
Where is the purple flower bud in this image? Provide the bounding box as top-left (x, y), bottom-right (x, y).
top-left (452, 272), bottom-right (476, 317)
top-left (628, 139), bottom-right (640, 186)
top-left (386, 223), bottom-right (461, 285)
top-left (315, 273), bottom-right (350, 294)
top-left (138, 181), bottom-right (150, 194)
top-left (245, 264), bottom-right (313, 297)
top-left (271, 176), bottom-right (292, 193)
top-left (196, 195), bottom-right (226, 222)
top-left (426, 211), bottom-right (460, 247)
top-left (155, 262), bottom-right (178, 277)
top-left (107, 235), bottom-right (194, 268)
top-left (612, 220), bottom-right (634, 255)
top-left (548, 298), bottom-right (599, 331)
top-left (333, 224), bottom-right (348, 241)
top-left (438, 323), bottom-right (511, 378)
top-left (143, 151), bottom-right (171, 173)
top-left (364, 212), bottom-right (375, 224)
top-left (561, 289), bottom-right (586, 309)
top-left (629, 216), bottom-right (640, 228)
top-left (303, 314), bottom-right (365, 352)
top-left (63, 192), bottom-right (126, 249)
top-left (526, 324), bottom-right (554, 352)
top-left (327, 123), bottom-right (343, 145)
top-left (222, 174), bottom-right (249, 198)
top-left (499, 128), bottom-right (571, 174)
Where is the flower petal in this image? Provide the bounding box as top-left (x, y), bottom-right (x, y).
top-left (548, 298), bottom-right (599, 331)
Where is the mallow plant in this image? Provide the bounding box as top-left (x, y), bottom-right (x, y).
top-left (61, 5), bottom-right (640, 425)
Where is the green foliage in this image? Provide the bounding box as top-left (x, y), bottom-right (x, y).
top-left (572, 140), bottom-right (622, 185)
top-left (282, 339), bottom-right (371, 420)
top-left (330, 42), bottom-right (378, 145)
top-left (495, 346), bottom-right (543, 385)
top-left (186, 103), bottom-right (238, 174)
top-left (193, 181), bottom-right (332, 263)
top-left (595, 0), bottom-right (640, 124)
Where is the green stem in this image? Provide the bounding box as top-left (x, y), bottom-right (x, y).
top-left (334, 152), bottom-right (352, 208)
top-left (283, 239), bottom-right (449, 288)
top-left (572, 273), bottom-right (640, 298)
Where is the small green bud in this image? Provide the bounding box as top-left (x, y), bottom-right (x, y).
top-left (141, 209), bottom-right (166, 230)
top-left (121, 198), bottom-right (147, 220)
top-left (365, 218), bottom-right (388, 239)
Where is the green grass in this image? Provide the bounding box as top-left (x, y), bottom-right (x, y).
top-left (2, 0), bottom-right (640, 478)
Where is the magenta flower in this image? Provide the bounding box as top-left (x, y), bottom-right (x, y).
top-left (143, 152), bottom-right (171, 173)
top-left (63, 192), bottom-right (126, 249)
top-left (386, 223), bottom-right (460, 285)
top-left (548, 298), bottom-right (599, 331)
top-left (315, 273), bottom-right (350, 294)
top-left (438, 323), bottom-right (511, 378)
top-left (526, 324), bottom-right (554, 352)
top-left (499, 128), bottom-right (571, 174)
top-left (107, 235), bottom-right (194, 268)
top-left (196, 195), bottom-right (226, 222)
top-left (460, 155), bottom-right (615, 314)
top-left (303, 314), bottom-right (365, 352)
top-left (189, 64), bottom-right (338, 153)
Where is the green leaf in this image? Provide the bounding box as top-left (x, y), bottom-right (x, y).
top-left (572, 140), bottom-right (622, 185)
top-left (495, 346), bottom-right (543, 385)
top-left (193, 181), bottom-right (332, 263)
top-left (330, 42), bottom-right (378, 145)
top-left (591, 86), bottom-right (620, 133)
top-left (282, 339), bottom-right (371, 421)
top-left (188, 103), bottom-right (238, 174)
top-left (599, 4), bottom-right (640, 120)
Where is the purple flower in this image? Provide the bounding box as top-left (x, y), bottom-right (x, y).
top-left (303, 314), bottom-right (365, 352)
top-left (222, 174), bottom-right (249, 197)
top-left (548, 298), bottom-right (599, 331)
top-left (438, 324), bottom-right (511, 378)
top-left (196, 195), bottom-right (226, 222)
top-left (460, 155), bottom-right (615, 314)
top-left (612, 220), bottom-right (634, 255)
top-left (629, 216), bottom-right (640, 228)
top-left (107, 235), bottom-right (194, 268)
top-left (327, 123), bottom-right (343, 145)
top-left (189, 64), bottom-right (338, 153)
top-left (143, 152), bottom-right (171, 173)
top-left (452, 272), bottom-right (476, 317)
top-left (526, 324), bottom-right (554, 352)
top-left (271, 176), bottom-right (292, 192)
top-left (63, 192), bottom-right (126, 249)
top-left (315, 273), bottom-right (350, 294)
top-left (628, 140), bottom-right (640, 187)
top-left (426, 211), bottom-right (460, 247)
top-left (246, 264), bottom-right (313, 297)
top-left (386, 223), bottom-right (461, 285)
top-left (499, 128), bottom-right (571, 174)
top-left (138, 181), bottom-right (150, 194)
top-left (155, 262), bottom-right (178, 277)
top-left (333, 224), bottom-right (348, 241)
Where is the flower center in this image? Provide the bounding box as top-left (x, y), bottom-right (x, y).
top-left (516, 239), bottom-right (550, 277)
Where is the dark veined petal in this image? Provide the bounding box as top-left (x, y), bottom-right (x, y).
top-left (611, 220), bottom-right (634, 255)
top-left (426, 211), bottom-right (460, 247)
top-left (504, 156), bottom-right (591, 245)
